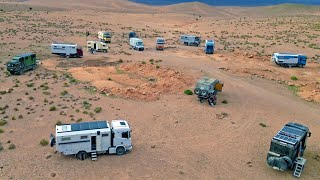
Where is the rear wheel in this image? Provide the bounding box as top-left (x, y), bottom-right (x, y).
top-left (76, 151), bottom-right (88, 160)
top-left (116, 147), bottom-right (125, 155)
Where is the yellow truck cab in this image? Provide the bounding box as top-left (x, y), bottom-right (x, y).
top-left (98, 31), bottom-right (112, 43)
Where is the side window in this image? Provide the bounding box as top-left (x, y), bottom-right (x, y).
top-left (61, 137), bottom-right (71, 141)
top-left (80, 136), bottom-right (87, 139)
top-left (102, 134), bottom-right (109, 137)
top-left (122, 132), bottom-right (129, 138)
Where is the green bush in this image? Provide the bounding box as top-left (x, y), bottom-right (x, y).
top-left (60, 90), bottom-right (68, 96)
top-left (221, 100), bottom-right (228, 104)
top-left (76, 118), bottom-right (83, 122)
top-left (40, 139), bottom-right (49, 146)
top-left (8, 144), bottom-right (16, 150)
top-left (94, 107), bottom-right (102, 113)
top-left (49, 106), bottom-right (57, 111)
top-left (291, 76), bottom-right (298, 81)
top-left (0, 128), bottom-right (4, 133)
top-left (43, 91), bottom-right (51, 95)
top-left (259, 123), bottom-right (267, 127)
top-left (184, 89), bottom-right (193, 95)
top-left (0, 119), bottom-right (7, 126)
top-left (0, 142), bottom-right (3, 151)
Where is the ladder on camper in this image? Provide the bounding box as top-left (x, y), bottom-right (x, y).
top-left (293, 157), bottom-right (306, 178)
top-left (91, 152), bottom-right (97, 161)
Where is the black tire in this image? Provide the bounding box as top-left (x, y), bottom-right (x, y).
top-left (116, 147), bottom-right (125, 155)
top-left (282, 156), bottom-right (293, 169)
top-left (76, 151), bottom-right (87, 160)
top-left (194, 88), bottom-right (200, 95)
top-left (199, 98), bottom-right (204, 103)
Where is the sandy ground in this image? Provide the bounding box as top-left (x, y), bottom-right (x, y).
top-left (0, 1), bottom-right (320, 179)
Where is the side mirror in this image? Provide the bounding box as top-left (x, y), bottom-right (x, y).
top-left (308, 132), bottom-right (311, 137)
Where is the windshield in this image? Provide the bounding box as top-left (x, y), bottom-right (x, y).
top-left (207, 46), bottom-right (214, 50)
top-left (270, 142), bottom-right (290, 156)
top-left (7, 63), bottom-right (19, 67)
top-left (157, 39), bottom-right (164, 44)
top-left (136, 42), bottom-right (143, 46)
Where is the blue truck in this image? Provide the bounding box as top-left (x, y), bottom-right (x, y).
top-left (204, 40), bottom-right (215, 54)
top-left (271, 53), bottom-right (307, 68)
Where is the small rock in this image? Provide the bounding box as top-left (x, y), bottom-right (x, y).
top-left (45, 154), bottom-right (52, 159)
top-left (50, 173), bottom-right (56, 177)
top-left (151, 145), bottom-right (156, 148)
top-left (179, 171), bottom-right (184, 175)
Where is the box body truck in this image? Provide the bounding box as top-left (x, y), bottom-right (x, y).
top-left (130, 38), bottom-right (144, 51)
top-left (180, 35), bottom-right (201, 46)
top-left (7, 53), bottom-right (37, 75)
top-left (51, 43), bottom-right (83, 58)
top-left (271, 53), bottom-right (307, 68)
top-left (98, 31), bottom-right (112, 43)
top-left (50, 120), bottom-right (132, 160)
top-left (204, 40), bottom-right (215, 54)
top-left (87, 41), bottom-right (108, 53)
top-left (156, 37), bottom-right (165, 51)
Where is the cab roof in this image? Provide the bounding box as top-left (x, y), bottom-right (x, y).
top-left (273, 123), bottom-right (308, 145)
top-left (197, 77), bottom-right (219, 85)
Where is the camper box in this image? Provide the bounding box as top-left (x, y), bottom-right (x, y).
top-left (87, 41), bottom-right (108, 53)
top-left (204, 40), bottom-right (215, 54)
top-left (129, 31), bottom-right (137, 40)
top-left (51, 43), bottom-right (83, 58)
top-left (180, 35), bottom-right (201, 46)
top-left (156, 37), bottom-right (165, 51)
top-left (271, 53), bottom-right (307, 68)
top-left (7, 53), bottom-right (37, 75)
top-left (98, 31), bottom-right (112, 43)
top-left (50, 120), bottom-right (132, 160)
top-left (130, 38), bottom-right (144, 51)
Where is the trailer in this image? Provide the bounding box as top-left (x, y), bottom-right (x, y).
top-left (98, 31), bottom-right (112, 43)
top-left (271, 53), bottom-right (307, 68)
top-left (204, 40), bottom-right (215, 54)
top-left (156, 37), bottom-right (165, 51)
top-left (87, 41), bottom-right (108, 53)
top-left (180, 35), bottom-right (201, 46)
top-left (130, 38), bottom-right (144, 51)
top-left (50, 120), bottom-right (132, 161)
top-left (7, 53), bottom-right (37, 75)
top-left (51, 43), bottom-right (83, 58)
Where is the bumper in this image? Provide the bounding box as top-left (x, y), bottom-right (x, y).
top-left (127, 145), bottom-right (133, 151)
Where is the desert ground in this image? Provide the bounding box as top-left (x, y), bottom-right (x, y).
top-left (0, 0), bottom-right (320, 179)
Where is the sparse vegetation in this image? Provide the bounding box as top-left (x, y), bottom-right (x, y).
top-left (94, 107), bottom-right (102, 113)
top-left (76, 118), bottom-right (83, 122)
top-left (60, 90), bottom-right (68, 96)
top-left (221, 100), bottom-right (228, 104)
top-left (184, 89), bottom-right (193, 95)
top-left (40, 139), bottom-right (49, 146)
top-left (291, 76), bottom-right (298, 81)
top-left (55, 120), bottom-right (63, 126)
top-left (49, 106), bottom-right (57, 111)
top-left (259, 123), bottom-right (267, 127)
top-left (8, 144), bottom-right (16, 150)
top-left (288, 85), bottom-right (299, 94)
top-left (0, 119), bottom-right (7, 126)
top-left (0, 128), bottom-right (4, 133)
top-left (43, 91), bottom-right (51, 95)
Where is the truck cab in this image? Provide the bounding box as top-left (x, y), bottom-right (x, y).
top-left (130, 38), bottom-right (144, 51)
top-left (7, 53), bottom-right (37, 75)
top-left (204, 40), bottom-right (215, 54)
top-left (267, 123), bottom-right (311, 177)
top-left (110, 120), bottom-right (132, 154)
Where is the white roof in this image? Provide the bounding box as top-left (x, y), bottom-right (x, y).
top-left (273, 52), bottom-right (304, 56)
top-left (111, 120), bottom-right (130, 130)
top-left (51, 43), bottom-right (77, 46)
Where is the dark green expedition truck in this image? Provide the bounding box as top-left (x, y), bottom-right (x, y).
top-left (7, 53), bottom-right (37, 75)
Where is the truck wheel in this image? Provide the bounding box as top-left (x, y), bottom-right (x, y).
top-left (18, 70), bottom-right (23, 75)
top-left (199, 98), bottom-right (204, 103)
top-left (76, 151), bottom-right (87, 160)
top-left (116, 147), bottom-right (125, 155)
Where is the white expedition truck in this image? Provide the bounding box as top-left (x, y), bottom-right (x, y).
top-left (50, 43), bottom-right (83, 58)
top-left (130, 38), bottom-right (144, 51)
top-left (50, 120), bottom-right (132, 161)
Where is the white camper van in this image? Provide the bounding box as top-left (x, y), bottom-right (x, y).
top-left (50, 120), bottom-right (132, 160)
top-left (130, 38), bottom-right (144, 51)
top-left (87, 41), bottom-right (108, 53)
top-left (51, 43), bottom-right (83, 58)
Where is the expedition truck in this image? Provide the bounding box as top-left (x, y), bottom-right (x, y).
top-left (194, 77), bottom-right (224, 107)
top-left (271, 53), bottom-right (307, 68)
top-left (51, 43), bottom-right (83, 58)
top-left (156, 37), bottom-right (165, 51)
top-left (87, 41), bottom-right (108, 53)
top-left (98, 31), bottom-right (112, 43)
top-left (204, 40), bottom-right (215, 54)
top-left (130, 38), bottom-right (144, 51)
top-left (50, 120), bottom-right (132, 161)
top-left (7, 53), bottom-right (37, 75)
top-left (129, 31), bottom-right (137, 41)
top-left (180, 35), bottom-right (201, 46)
top-left (267, 122), bottom-right (311, 178)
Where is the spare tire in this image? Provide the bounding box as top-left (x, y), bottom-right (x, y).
top-left (194, 88), bottom-right (200, 95)
top-left (282, 156), bottom-right (293, 169)
top-left (267, 156), bottom-right (277, 167)
top-left (277, 158), bottom-right (288, 171)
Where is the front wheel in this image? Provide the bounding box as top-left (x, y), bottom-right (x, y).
top-left (116, 147), bottom-right (125, 155)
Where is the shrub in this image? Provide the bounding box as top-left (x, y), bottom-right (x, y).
top-left (141, 61), bottom-right (146, 64)
top-left (40, 139), bottom-right (49, 146)
top-left (291, 76), bottom-right (298, 81)
top-left (184, 90), bottom-right (193, 95)
top-left (12, 116), bottom-right (16, 120)
top-left (76, 109), bottom-right (80, 113)
top-left (0, 142), bottom-right (3, 151)
top-left (118, 59), bottom-right (123, 63)
top-left (8, 144), bottom-right (16, 150)
top-left (43, 91), bottom-right (51, 95)
top-left (82, 101), bottom-right (91, 109)
top-left (259, 123), bottom-right (267, 127)
top-left (26, 83), bottom-right (34, 87)
top-left (0, 119), bottom-right (7, 126)
top-left (221, 100), bottom-right (228, 104)
top-left (60, 90), bottom-right (68, 96)
top-left (0, 128), bottom-right (4, 133)
top-left (94, 107), bottom-right (102, 113)
top-left (76, 118), bottom-right (83, 122)
top-left (83, 111), bottom-right (89, 114)
top-left (156, 65), bottom-right (160, 69)
top-left (49, 106), bottom-right (57, 111)
top-left (55, 120), bottom-right (63, 126)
